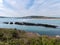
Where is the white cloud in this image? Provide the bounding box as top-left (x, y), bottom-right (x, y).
top-left (0, 0), bottom-right (3, 3)
top-left (0, 0), bottom-right (60, 17)
top-left (6, 0), bottom-right (16, 5)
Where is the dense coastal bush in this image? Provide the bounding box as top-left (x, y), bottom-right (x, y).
top-left (0, 28), bottom-right (59, 45)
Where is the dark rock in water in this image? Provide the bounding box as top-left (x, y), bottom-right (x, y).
top-left (23, 22), bottom-right (36, 26)
top-left (3, 22), bottom-right (9, 24)
top-left (3, 22), bottom-right (57, 28)
top-left (10, 22), bottom-right (13, 24)
top-left (15, 22), bottom-right (23, 25)
top-left (14, 22), bottom-right (57, 28)
top-left (36, 24), bottom-right (57, 28)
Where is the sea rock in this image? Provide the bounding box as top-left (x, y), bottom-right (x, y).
top-left (3, 22), bottom-right (57, 28)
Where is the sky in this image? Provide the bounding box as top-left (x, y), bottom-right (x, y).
top-left (0, 0), bottom-right (60, 17)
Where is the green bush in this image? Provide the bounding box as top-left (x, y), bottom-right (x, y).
top-left (0, 28), bottom-right (59, 45)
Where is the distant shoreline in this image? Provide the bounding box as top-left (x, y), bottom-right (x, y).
top-left (21, 18), bottom-right (60, 20)
top-left (1, 16), bottom-right (60, 20)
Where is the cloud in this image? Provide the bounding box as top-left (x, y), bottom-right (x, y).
top-left (0, 0), bottom-right (3, 3)
top-left (0, 0), bottom-right (60, 17)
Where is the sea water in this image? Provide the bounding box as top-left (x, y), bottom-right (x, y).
top-left (0, 18), bottom-right (60, 36)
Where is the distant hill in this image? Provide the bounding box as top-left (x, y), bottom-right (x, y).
top-left (15, 16), bottom-right (60, 19)
top-left (0, 16), bottom-right (60, 19)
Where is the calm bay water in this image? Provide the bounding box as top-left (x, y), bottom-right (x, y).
top-left (0, 18), bottom-right (60, 36)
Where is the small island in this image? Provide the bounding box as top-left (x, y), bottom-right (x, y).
top-left (0, 28), bottom-right (59, 45)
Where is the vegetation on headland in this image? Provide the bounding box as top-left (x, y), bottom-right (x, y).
top-left (0, 28), bottom-right (59, 45)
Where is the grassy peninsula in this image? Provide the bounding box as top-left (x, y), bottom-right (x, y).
top-left (0, 28), bottom-right (59, 45)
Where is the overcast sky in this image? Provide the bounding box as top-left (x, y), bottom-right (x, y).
top-left (0, 0), bottom-right (60, 17)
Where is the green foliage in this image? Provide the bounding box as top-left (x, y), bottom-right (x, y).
top-left (55, 39), bottom-right (60, 45)
top-left (0, 28), bottom-right (59, 45)
top-left (42, 36), bottom-right (56, 45)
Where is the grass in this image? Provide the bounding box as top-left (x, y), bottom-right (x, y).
top-left (0, 28), bottom-right (59, 45)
